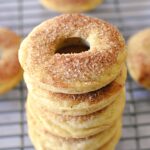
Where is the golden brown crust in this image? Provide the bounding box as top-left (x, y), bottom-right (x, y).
top-left (29, 92), bottom-right (125, 121)
top-left (26, 65), bottom-right (126, 103)
top-left (19, 14), bottom-right (126, 93)
top-left (28, 109), bottom-right (122, 150)
top-left (25, 65), bottom-right (127, 116)
top-left (28, 108), bottom-right (121, 142)
top-left (30, 81), bottom-right (122, 104)
top-left (0, 28), bottom-right (21, 83)
top-left (0, 70), bottom-right (23, 95)
top-left (28, 118), bottom-right (121, 150)
top-left (27, 90), bottom-right (125, 138)
top-left (98, 126), bottom-right (121, 150)
top-left (47, 0), bottom-right (96, 4)
top-left (127, 28), bottom-right (150, 89)
top-left (40, 0), bottom-right (102, 13)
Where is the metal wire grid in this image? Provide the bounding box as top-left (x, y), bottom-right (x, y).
top-left (0, 0), bottom-right (150, 150)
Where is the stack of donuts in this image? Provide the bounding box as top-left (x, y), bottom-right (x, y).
top-left (19, 14), bottom-right (127, 150)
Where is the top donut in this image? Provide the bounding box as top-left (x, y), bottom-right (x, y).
top-left (19, 14), bottom-right (126, 94)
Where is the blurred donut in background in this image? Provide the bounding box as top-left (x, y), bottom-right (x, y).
top-left (0, 28), bottom-right (22, 95)
top-left (127, 28), bottom-right (150, 89)
top-left (40, 0), bottom-right (103, 13)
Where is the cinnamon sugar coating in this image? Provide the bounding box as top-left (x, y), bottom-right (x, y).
top-left (0, 28), bottom-right (21, 83)
top-left (127, 28), bottom-right (150, 89)
top-left (19, 14), bottom-right (126, 93)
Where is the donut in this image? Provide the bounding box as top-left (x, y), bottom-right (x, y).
top-left (19, 14), bottom-right (126, 94)
top-left (127, 28), bottom-right (150, 89)
top-left (29, 118), bottom-right (121, 150)
top-left (0, 71), bottom-right (22, 95)
top-left (99, 128), bottom-right (121, 150)
top-left (25, 64), bottom-right (126, 116)
top-left (27, 89), bottom-right (125, 138)
top-left (40, 0), bottom-right (103, 13)
top-left (0, 28), bottom-right (22, 94)
top-left (27, 109), bottom-right (121, 150)
top-left (29, 119), bottom-right (121, 150)
top-left (29, 120), bottom-right (121, 150)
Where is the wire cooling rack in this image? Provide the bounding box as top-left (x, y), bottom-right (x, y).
top-left (0, 0), bottom-right (150, 150)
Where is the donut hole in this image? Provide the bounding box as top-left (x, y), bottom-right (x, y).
top-left (56, 37), bottom-right (90, 54)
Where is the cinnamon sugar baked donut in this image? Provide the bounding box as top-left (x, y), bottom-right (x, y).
top-left (29, 118), bottom-right (121, 150)
top-left (127, 28), bottom-right (150, 89)
top-left (99, 128), bottom-right (121, 150)
top-left (24, 64), bottom-right (127, 116)
top-left (27, 90), bottom-right (125, 138)
top-left (40, 0), bottom-right (103, 13)
top-left (0, 28), bottom-right (22, 94)
top-left (28, 109), bottom-right (121, 150)
top-left (19, 14), bottom-right (126, 94)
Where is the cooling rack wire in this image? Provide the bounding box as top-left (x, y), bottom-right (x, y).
top-left (0, 0), bottom-right (150, 149)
